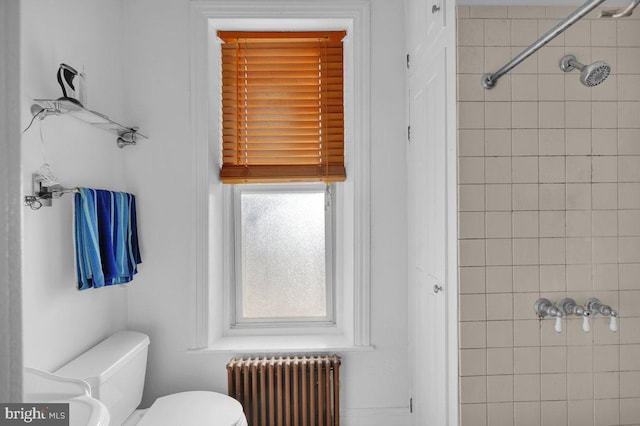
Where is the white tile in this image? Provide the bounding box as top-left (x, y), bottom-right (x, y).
top-left (484, 19), bottom-right (511, 47)
top-left (512, 156), bottom-right (539, 183)
top-left (567, 210), bottom-right (591, 237)
top-left (566, 183), bottom-right (591, 210)
top-left (512, 102), bottom-right (538, 129)
top-left (459, 102), bottom-right (486, 129)
top-left (619, 129), bottom-right (640, 155)
top-left (592, 210), bottom-right (617, 237)
top-left (566, 237), bottom-right (592, 264)
top-left (618, 20), bottom-right (640, 47)
top-left (513, 211), bottom-right (538, 238)
top-left (460, 348), bottom-right (487, 376)
top-left (460, 266), bottom-right (486, 294)
top-left (539, 238), bottom-right (566, 265)
top-left (486, 157), bottom-right (512, 184)
top-left (487, 293), bottom-right (513, 320)
top-left (512, 75), bottom-right (538, 101)
top-left (538, 74), bottom-right (565, 101)
top-left (593, 237), bottom-right (618, 264)
top-left (565, 101), bottom-right (592, 129)
top-left (459, 47), bottom-right (485, 74)
top-left (513, 238), bottom-right (539, 265)
top-left (592, 156), bottom-right (617, 183)
top-left (511, 19), bottom-right (539, 47)
top-left (460, 184), bottom-right (485, 211)
top-left (514, 346), bottom-right (540, 374)
top-left (566, 129), bottom-right (591, 156)
top-left (486, 102), bottom-right (512, 129)
top-left (459, 74), bottom-right (486, 102)
top-left (460, 239), bottom-right (486, 266)
top-left (486, 238), bottom-right (512, 266)
top-left (592, 183), bottom-right (617, 210)
top-left (459, 157), bottom-right (486, 184)
top-left (486, 184), bottom-right (512, 211)
top-left (591, 129), bottom-right (617, 155)
top-left (460, 212), bottom-right (486, 239)
top-left (539, 156), bottom-right (565, 183)
top-left (619, 183), bottom-right (640, 209)
top-left (540, 210), bottom-right (565, 237)
top-left (539, 183), bottom-right (565, 210)
top-left (564, 19), bottom-right (590, 46)
top-left (540, 264), bottom-right (566, 292)
top-left (619, 156), bottom-right (640, 182)
top-left (461, 294), bottom-right (487, 321)
top-left (539, 102), bottom-right (565, 129)
top-left (566, 156), bottom-right (591, 182)
top-left (470, 6), bottom-right (508, 18)
top-left (619, 103), bottom-right (640, 129)
top-left (513, 129), bottom-right (539, 156)
top-left (513, 184), bottom-right (539, 210)
top-left (513, 265), bottom-right (540, 293)
top-left (539, 129), bottom-right (565, 155)
top-left (459, 129), bottom-right (485, 157)
top-left (591, 20), bottom-right (617, 47)
top-left (566, 264), bottom-right (591, 291)
top-left (592, 102), bottom-right (618, 129)
top-left (485, 129), bottom-right (512, 156)
top-left (458, 19), bottom-right (485, 47)
top-left (486, 265), bottom-right (513, 293)
top-left (487, 211), bottom-right (512, 238)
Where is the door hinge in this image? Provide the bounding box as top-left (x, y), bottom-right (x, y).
top-left (406, 53), bottom-right (410, 69)
top-left (407, 125), bottom-right (411, 142)
top-left (410, 397), bottom-right (413, 413)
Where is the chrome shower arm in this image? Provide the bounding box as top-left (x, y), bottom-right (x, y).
top-left (482, 0), bottom-right (607, 89)
top-left (599, 0), bottom-right (640, 17)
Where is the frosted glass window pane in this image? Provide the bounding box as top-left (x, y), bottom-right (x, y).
top-left (240, 191), bottom-right (327, 319)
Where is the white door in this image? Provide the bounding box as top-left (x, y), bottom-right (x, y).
top-left (406, 0), bottom-right (457, 425)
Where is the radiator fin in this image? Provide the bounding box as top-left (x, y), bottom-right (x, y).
top-left (227, 355), bottom-right (341, 426)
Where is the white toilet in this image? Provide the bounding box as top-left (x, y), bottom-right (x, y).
top-left (26, 331), bottom-right (247, 426)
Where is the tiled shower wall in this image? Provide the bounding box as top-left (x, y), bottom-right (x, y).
top-left (457, 6), bottom-right (640, 426)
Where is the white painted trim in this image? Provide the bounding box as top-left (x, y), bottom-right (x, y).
top-left (457, 0), bottom-right (628, 5)
top-left (0, 0), bottom-right (23, 403)
top-left (189, 1), bottom-right (371, 350)
top-left (445, 2), bottom-right (459, 425)
top-left (341, 407), bottom-right (411, 426)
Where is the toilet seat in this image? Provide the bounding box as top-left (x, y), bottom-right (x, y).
top-left (136, 391), bottom-right (247, 426)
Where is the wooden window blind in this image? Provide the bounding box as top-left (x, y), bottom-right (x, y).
top-left (218, 31), bottom-right (347, 184)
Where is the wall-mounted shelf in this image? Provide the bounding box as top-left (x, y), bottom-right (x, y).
top-left (31, 98), bottom-right (148, 148)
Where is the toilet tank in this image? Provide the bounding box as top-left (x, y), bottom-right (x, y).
top-left (55, 331), bottom-right (150, 426)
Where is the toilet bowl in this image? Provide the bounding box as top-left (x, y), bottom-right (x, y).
top-left (29, 331), bottom-right (247, 426)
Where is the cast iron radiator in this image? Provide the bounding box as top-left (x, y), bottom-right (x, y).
top-left (226, 355), bottom-right (341, 426)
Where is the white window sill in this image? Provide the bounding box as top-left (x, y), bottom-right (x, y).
top-left (188, 335), bottom-right (374, 354)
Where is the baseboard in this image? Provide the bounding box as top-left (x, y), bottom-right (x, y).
top-left (340, 407), bottom-right (411, 426)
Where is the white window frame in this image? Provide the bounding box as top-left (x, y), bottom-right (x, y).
top-left (230, 183), bottom-right (336, 327)
top-left (189, 1), bottom-right (371, 352)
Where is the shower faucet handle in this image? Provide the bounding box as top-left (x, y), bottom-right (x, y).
top-left (534, 298), bottom-right (563, 334)
top-left (585, 298), bottom-right (618, 333)
top-left (559, 298), bottom-right (591, 332)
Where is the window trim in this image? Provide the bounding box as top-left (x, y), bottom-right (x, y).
top-left (189, 1), bottom-right (371, 351)
top-left (230, 183), bottom-right (336, 327)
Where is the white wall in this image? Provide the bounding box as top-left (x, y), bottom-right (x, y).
top-left (21, 0), bottom-right (130, 372)
top-left (1, 0), bottom-right (23, 403)
top-left (122, 0), bottom-right (410, 421)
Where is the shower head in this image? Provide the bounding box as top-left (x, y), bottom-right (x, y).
top-left (560, 54), bottom-right (611, 87)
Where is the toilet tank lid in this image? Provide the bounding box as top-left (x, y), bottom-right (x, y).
top-left (54, 331), bottom-right (150, 388)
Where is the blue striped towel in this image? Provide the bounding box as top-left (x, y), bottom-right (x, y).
top-left (74, 188), bottom-right (142, 290)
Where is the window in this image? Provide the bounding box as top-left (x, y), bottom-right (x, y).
top-left (218, 31), bottom-right (347, 184)
top-left (219, 31), bottom-right (344, 328)
top-left (190, 4), bottom-right (371, 351)
top-left (232, 184), bottom-right (334, 326)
